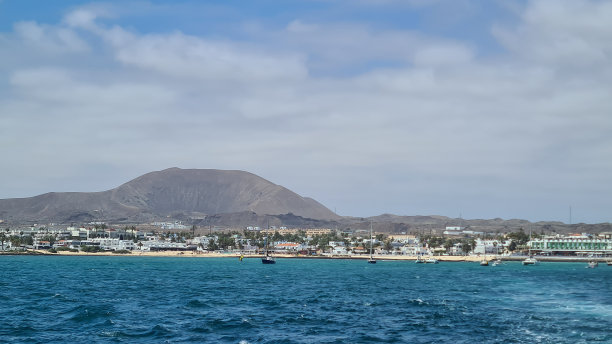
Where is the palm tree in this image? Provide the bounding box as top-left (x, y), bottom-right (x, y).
top-left (10, 236), bottom-right (21, 250)
top-left (0, 232), bottom-right (5, 251)
top-left (384, 239), bottom-right (393, 252)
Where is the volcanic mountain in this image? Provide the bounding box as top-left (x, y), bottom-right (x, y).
top-left (0, 168), bottom-right (339, 223)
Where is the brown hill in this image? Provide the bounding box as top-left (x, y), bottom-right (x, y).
top-left (0, 168), bottom-right (339, 224)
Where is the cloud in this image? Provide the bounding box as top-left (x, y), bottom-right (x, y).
top-left (63, 4), bottom-right (116, 29)
top-left (493, 0), bottom-right (612, 68)
top-left (0, 1), bottom-right (611, 222)
top-left (13, 21), bottom-right (90, 53)
top-left (112, 31), bottom-right (307, 81)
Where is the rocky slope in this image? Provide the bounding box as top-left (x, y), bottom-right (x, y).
top-left (0, 168), bottom-right (339, 224)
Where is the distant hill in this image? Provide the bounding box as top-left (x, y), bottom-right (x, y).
top-left (0, 168), bottom-right (340, 224)
top-left (339, 214), bottom-right (611, 235)
top-left (0, 168), bottom-right (609, 234)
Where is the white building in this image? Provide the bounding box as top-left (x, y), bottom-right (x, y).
top-left (139, 240), bottom-right (189, 251)
top-left (473, 239), bottom-right (505, 255)
top-left (401, 245), bottom-right (430, 256)
top-left (91, 238), bottom-right (136, 251)
top-left (529, 235), bottom-right (612, 255)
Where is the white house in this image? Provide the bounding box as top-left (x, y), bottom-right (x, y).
top-left (473, 239), bottom-right (504, 255)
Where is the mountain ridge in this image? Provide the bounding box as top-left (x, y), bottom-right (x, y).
top-left (0, 168), bottom-right (610, 234)
top-left (0, 168), bottom-right (339, 223)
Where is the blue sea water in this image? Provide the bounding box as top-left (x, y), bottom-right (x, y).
top-left (1, 256), bottom-right (611, 344)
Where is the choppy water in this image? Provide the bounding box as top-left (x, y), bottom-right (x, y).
top-left (1, 256), bottom-right (610, 343)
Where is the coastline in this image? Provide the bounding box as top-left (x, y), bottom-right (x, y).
top-left (1, 250), bottom-right (609, 263)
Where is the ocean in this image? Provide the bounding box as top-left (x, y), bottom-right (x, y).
top-left (1, 256), bottom-right (610, 343)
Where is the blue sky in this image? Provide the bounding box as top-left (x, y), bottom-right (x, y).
top-left (1, 0), bottom-right (611, 224)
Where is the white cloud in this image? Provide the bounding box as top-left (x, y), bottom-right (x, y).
top-left (413, 44), bottom-right (474, 66)
top-left (492, 0), bottom-right (612, 68)
top-left (1, 1), bottom-right (611, 222)
top-left (113, 32), bottom-right (307, 81)
top-left (13, 21), bottom-right (89, 53)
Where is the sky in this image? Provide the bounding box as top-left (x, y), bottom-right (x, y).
top-left (1, 0), bottom-right (611, 224)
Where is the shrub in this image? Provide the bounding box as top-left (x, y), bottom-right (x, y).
top-left (81, 245), bottom-right (102, 253)
top-left (48, 248), bottom-right (57, 253)
top-left (112, 250), bottom-right (131, 254)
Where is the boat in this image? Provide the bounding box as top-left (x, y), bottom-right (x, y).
top-left (586, 261), bottom-right (598, 268)
top-left (522, 256), bottom-right (538, 265)
top-left (261, 237), bottom-right (276, 264)
top-left (367, 222), bottom-right (376, 264)
top-left (491, 241), bottom-right (502, 266)
top-left (522, 228), bottom-right (538, 266)
top-left (262, 255), bottom-right (275, 264)
top-left (607, 260), bottom-right (612, 266)
top-left (415, 255), bottom-right (425, 264)
top-left (480, 246), bottom-right (488, 266)
top-left (425, 257), bottom-right (439, 264)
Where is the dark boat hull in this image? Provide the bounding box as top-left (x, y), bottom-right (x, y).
top-left (262, 257), bottom-right (276, 264)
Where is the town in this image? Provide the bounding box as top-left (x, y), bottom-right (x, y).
top-left (1, 221), bottom-right (611, 260)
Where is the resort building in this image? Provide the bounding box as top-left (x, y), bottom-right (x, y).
top-left (140, 240), bottom-right (191, 251)
top-left (400, 244), bottom-right (430, 256)
top-left (473, 239), bottom-right (506, 255)
top-left (528, 234), bottom-right (612, 256)
top-left (91, 238), bottom-right (136, 251)
top-left (387, 234), bottom-right (417, 243)
top-left (274, 242), bottom-right (303, 252)
top-left (304, 228), bottom-right (332, 236)
top-left (153, 221), bottom-right (188, 230)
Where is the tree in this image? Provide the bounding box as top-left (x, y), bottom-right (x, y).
top-left (507, 229), bottom-right (529, 245)
top-left (461, 238), bottom-right (474, 254)
top-left (0, 232), bottom-right (5, 250)
top-left (207, 238), bottom-right (218, 251)
top-left (217, 234), bottom-right (236, 250)
top-left (9, 236), bottom-right (22, 249)
top-left (272, 231), bottom-right (283, 242)
top-left (41, 235), bottom-right (56, 246)
top-left (444, 239), bottom-right (454, 253)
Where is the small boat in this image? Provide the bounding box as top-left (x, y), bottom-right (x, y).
top-left (262, 255), bottom-right (276, 264)
top-left (523, 228), bottom-right (539, 266)
top-left (261, 237), bottom-right (276, 264)
top-left (586, 261), bottom-right (598, 268)
top-left (367, 222), bottom-right (376, 264)
top-left (425, 258), bottom-right (439, 264)
top-left (607, 261), bottom-right (612, 266)
top-left (522, 256), bottom-right (538, 265)
top-left (480, 250), bottom-right (488, 266)
top-left (415, 256), bottom-right (425, 264)
top-left (491, 259), bottom-right (502, 266)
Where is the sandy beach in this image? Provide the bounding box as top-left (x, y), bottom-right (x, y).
top-left (1, 250), bottom-right (606, 262)
top-left (15, 250), bottom-right (501, 262)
